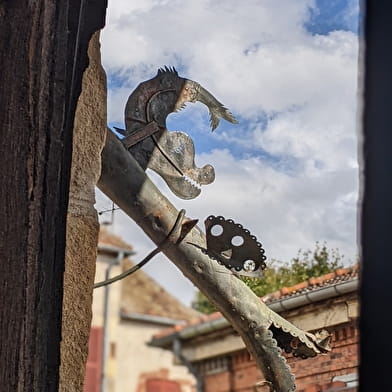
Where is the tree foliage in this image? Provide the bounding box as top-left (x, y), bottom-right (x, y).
top-left (192, 242), bottom-right (345, 314)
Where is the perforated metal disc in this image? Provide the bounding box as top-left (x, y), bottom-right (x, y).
top-left (203, 215), bottom-right (267, 277)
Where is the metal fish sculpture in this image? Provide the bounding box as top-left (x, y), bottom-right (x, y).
top-left (117, 66), bottom-right (238, 199)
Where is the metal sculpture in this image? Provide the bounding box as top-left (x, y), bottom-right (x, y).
top-left (99, 129), bottom-right (331, 392)
top-left (189, 215), bottom-right (267, 278)
top-left (99, 68), bottom-right (332, 391)
top-left (117, 66), bottom-right (238, 199)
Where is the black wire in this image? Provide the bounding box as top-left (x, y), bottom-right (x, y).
top-left (93, 247), bottom-right (161, 289)
top-left (93, 209), bottom-right (186, 289)
top-left (98, 206), bottom-right (120, 215)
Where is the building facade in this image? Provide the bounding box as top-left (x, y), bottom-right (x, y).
top-left (151, 266), bottom-right (359, 392)
top-left (84, 227), bottom-right (199, 392)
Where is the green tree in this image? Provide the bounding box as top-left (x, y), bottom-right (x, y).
top-left (192, 242), bottom-right (345, 314)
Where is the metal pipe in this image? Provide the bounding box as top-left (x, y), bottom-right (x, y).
top-left (173, 337), bottom-right (204, 392)
top-left (268, 278), bottom-right (358, 313)
top-left (120, 311), bottom-right (186, 326)
top-left (100, 251), bottom-right (124, 392)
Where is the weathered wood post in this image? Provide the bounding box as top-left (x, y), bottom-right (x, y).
top-left (0, 2), bottom-right (106, 391)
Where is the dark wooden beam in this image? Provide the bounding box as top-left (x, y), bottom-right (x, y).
top-left (0, 1), bottom-right (106, 390)
top-left (360, 1), bottom-right (392, 390)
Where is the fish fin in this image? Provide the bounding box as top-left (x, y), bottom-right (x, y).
top-left (210, 111), bottom-right (220, 131)
top-left (223, 109), bottom-right (239, 125)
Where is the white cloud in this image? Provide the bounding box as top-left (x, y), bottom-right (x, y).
top-left (172, 149), bottom-right (358, 263)
top-left (99, 0), bottom-right (359, 305)
top-left (102, 0), bottom-right (317, 121)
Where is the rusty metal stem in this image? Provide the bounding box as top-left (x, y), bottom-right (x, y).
top-left (97, 129), bottom-right (296, 392)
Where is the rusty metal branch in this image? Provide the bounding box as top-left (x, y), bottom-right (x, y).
top-left (98, 129), bottom-right (324, 392)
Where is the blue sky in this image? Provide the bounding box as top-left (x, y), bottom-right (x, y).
top-left (306, 0), bottom-right (359, 34)
top-left (98, 0), bottom-right (360, 305)
top-left (106, 0), bottom-right (359, 164)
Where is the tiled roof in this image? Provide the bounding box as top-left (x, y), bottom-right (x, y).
top-left (153, 264), bottom-right (359, 339)
top-left (120, 258), bottom-right (200, 322)
top-left (262, 264), bottom-right (359, 304)
top-left (98, 226), bottom-right (133, 251)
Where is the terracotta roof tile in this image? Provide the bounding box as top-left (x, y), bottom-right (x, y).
top-left (308, 276), bottom-right (324, 286)
top-left (98, 226), bottom-right (133, 251)
top-left (154, 326), bottom-right (177, 339)
top-left (262, 265), bottom-right (359, 303)
top-left (120, 259), bottom-right (200, 322)
top-left (336, 267), bottom-right (352, 276)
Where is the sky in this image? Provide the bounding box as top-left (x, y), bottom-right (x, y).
top-left (96, 0), bottom-right (360, 305)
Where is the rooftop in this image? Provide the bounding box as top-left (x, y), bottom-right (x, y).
top-left (263, 264), bottom-right (359, 304)
top-left (98, 226), bottom-right (200, 323)
top-left (153, 264), bottom-right (359, 339)
top-left (120, 259), bottom-right (200, 323)
top-left (98, 226), bottom-right (134, 252)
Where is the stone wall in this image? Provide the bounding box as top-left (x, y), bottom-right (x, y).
top-left (59, 31), bottom-right (107, 392)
